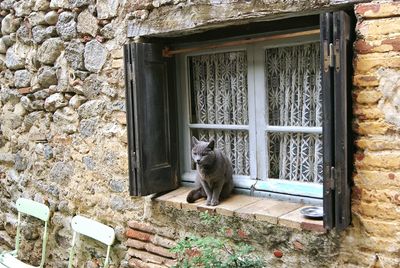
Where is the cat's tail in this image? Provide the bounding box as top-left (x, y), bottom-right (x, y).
top-left (186, 187), bottom-right (206, 203)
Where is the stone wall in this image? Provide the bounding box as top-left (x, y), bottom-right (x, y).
top-left (1, 0), bottom-right (400, 267)
top-left (0, 0), bottom-right (139, 267)
top-left (338, 1), bottom-right (400, 267)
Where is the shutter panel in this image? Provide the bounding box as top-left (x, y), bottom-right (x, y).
top-left (333, 11), bottom-right (352, 231)
top-left (320, 11), bottom-right (352, 231)
top-left (124, 42), bottom-right (179, 196)
top-left (320, 12), bottom-right (335, 230)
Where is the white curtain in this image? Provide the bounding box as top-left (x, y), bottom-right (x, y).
top-left (266, 42), bottom-right (323, 183)
top-left (189, 51), bottom-right (250, 175)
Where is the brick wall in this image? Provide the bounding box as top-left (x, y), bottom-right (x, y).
top-left (339, 1), bottom-right (400, 267)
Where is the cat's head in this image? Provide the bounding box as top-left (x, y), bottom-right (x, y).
top-left (191, 137), bottom-right (215, 166)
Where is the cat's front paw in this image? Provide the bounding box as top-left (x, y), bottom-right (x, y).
top-left (210, 200), bottom-right (219, 206)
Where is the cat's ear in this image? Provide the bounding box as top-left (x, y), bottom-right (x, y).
top-left (208, 140), bottom-right (215, 150)
top-left (192, 136), bottom-right (199, 146)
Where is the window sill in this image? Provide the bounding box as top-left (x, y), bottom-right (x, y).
top-left (155, 187), bottom-right (325, 233)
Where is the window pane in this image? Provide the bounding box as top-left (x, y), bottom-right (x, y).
top-left (192, 129), bottom-right (250, 176)
top-left (267, 132), bottom-right (323, 183)
top-left (266, 42), bottom-right (322, 127)
top-left (189, 51), bottom-right (248, 125)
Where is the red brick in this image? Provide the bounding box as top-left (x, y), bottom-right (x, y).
top-left (126, 239), bottom-right (176, 259)
top-left (127, 220), bottom-right (176, 239)
top-left (17, 87), bottom-right (32, 95)
top-left (382, 37), bottom-right (400, 51)
top-left (128, 258), bottom-right (165, 268)
top-left (354, 40), bottom-right (375, 54)
top-left (355, 3), bottom-right (380, 17)
top-left (127, 248), bottom-right (172, 266)
top-left (355, 2), bottom-right (400, 19)
top-left (355, 37), bottom-right (400, 54)
top-left (151, 235), bottom-right (177, 249)
top-left (126, 228), bottom-right (152, 242)
top-left (300, 222), bottom-right (326, 233)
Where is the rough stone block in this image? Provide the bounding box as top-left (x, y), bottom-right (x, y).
top-left (353, 74), bottom-right (379, 88)
top-left (355, 2), bottom-right (400, 19)
top-left (353, 120), bottom-right (392, 135)
top-left (354, 105), bottom-right (384, 120)
top-left (356, 150), bottom-right (400, 170)
top-left (356, 136), bottom-right (400, 151)
top-left (357, 17), bottom-right (400, 39)
top-left (355, 37), bottom-right (400, 54)
top-left (354, 53), bottom-right (400, 74)
top-left (353, 89), bottom-right (381, 104)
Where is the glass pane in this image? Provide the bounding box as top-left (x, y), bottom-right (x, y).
top-left (267, 132), bottom-right (323, 184)
top-left (265, 42), bottom-right (322, 127)
top-left (192, 129), bottom-right (250, 176)
top-left (189, 51), bottom-right (248, 125)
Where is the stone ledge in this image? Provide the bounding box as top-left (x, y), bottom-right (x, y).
top-left (155, 187), bottom-right (325, 233)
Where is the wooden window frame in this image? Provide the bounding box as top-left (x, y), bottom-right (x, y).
top-left (177, 34), bottom-right (323, 205)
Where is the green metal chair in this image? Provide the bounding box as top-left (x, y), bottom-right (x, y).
top-left (0, 198), bottom-right (50, 268)
top-left (68, 215), bottom-right (115, 268)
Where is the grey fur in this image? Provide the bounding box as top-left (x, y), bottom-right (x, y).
top-left (188, 137), bottom-right (234, 206)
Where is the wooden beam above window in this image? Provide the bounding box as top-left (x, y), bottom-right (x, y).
top-left (162, 29), bottom-right (320, 57)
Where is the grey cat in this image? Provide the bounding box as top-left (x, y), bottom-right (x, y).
top-left (186, 137), bottom-right (234, 206)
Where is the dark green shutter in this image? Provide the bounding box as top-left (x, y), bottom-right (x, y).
top-left (321, 11), bottom-right (353, 231)
top-left (124, 42), bottom-right (178, 196)
top-left (321, 12), bottom-right (335, 230)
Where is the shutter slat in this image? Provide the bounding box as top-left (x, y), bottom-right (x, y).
top-left (124, 43), bottom-right (178, 196)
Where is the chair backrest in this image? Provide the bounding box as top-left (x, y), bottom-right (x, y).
top-left (68, 215), bottom-right (115, 268)
top-left (15, 198), bottom-right (50, 268)
top-left (16, 198), bottom-right (50, 221)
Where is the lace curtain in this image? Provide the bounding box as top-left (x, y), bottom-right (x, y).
top-left (266, 42), bottom-right (323, 183)
top-left (189, 51), bottom-right (250, 175)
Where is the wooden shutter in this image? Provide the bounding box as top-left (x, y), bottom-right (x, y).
top-left (321, 12), bottom-right (335, 230)
top-left (124, 42), bottom-right (178, 196)
top-left (320, 11), bottom-right (353, 231)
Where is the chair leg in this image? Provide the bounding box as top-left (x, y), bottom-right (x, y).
top-left (104, 245), bottom-right (111, 268)
top-left (67, 231), bottom-right (77, 268)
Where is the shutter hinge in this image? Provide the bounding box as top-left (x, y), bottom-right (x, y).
top-left (132, 151), bottom-right (138, 168)
top-left (127, 62), bottom-right (134, 82)
top-left (323, 41), bottom-right (334, 72)
top-left (325, 166), bottom-right (335, 192)
top-left (334, 39), bottom-right (340, 72)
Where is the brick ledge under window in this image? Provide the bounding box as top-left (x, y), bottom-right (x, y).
top-left (155, 187), bottom-right (325, 233)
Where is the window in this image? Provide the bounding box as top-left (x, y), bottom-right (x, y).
top-left (124, 11), bottom-right (353, 231)
top-left (178, 37), bottom-right (324, 203)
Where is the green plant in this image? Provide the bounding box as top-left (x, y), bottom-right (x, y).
top-left (171, 235), bottom-right (264, 268)
top-left (171, 212), bottom-right (265, 268)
